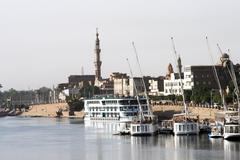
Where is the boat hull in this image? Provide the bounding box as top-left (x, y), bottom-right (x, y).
top-left (130, 123), bottom-right (158, 136)
top-left (173, 122), bottom-right (199, 135)
top-left (223, 124), bottom-right (240, 140)
top-left (224, 133), bottom-right (240, 140)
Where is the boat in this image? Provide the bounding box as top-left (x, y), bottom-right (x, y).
top-left (84, 95), bottom-right (149, 122)
top-left (127, 45), bottom-right (158, 136)
top-left (208, 125), bottom-right (223, 138)
top-left (171, 37), bottom-right (199, 135)
top-left (219, 111), bottom-right (240, 140)
top-left (222, 59), bottom-right (240, 140)
top-left (0, 108), bottom-right (9, 117)
top-left (130, 115), bottom-right (158, 136)
top-left (223, 121), bottom-right (240, 140)
top-left (115, 120), bottom-right (131, 135)
top-left (210, 47), bottom-right (240, 140)
top-left (173, 113), bottom-right (199, 135)
top-left (7, 110), bottom-right (22, 116)
top-left (159, 120), bottom-right (173, 134)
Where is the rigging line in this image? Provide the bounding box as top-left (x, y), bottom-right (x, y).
top-left (206, 36), bottom-right (227, 111)
top-left (227, 50), bottom-right (240, 118)
top-left (126, 58), bottom-right (145, 121)
top-left (170, 37), bottom-right (188, 116)
top-left (132, 42), bottom-right (153, 115)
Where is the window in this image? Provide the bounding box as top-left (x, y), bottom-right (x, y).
top-left (183, 125), bottom-right (186, 131)
top-left (132, 126), bottom-right (136, 132)
top-left (145, 126), bottom-right (148, 132)
top-left (137, 126), bottom-right (140, 132)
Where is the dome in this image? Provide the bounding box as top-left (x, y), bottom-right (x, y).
top-left (222, 53), bottom-right (229, 59)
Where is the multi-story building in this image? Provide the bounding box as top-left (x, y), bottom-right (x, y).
top-left (163, 53), bottom-right (239, 96)
top-left (148, 77), bottom-right (164, 96)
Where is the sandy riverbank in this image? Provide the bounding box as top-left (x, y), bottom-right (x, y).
top-left (20, 103), bottom-right (219, 121)
top-left (21, 103), bottom-right (84, 118)
top-left (152, 105), bottom-right (219, 121)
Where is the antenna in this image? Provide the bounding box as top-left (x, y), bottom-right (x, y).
top-left (132, 42), bottom-right (153, 115)
top-left (206, 37), bottom-right (227, 111)
top-left (126, 58), bottom-right (145, 121)
top-left (171, 37), bottom-right (187, 117)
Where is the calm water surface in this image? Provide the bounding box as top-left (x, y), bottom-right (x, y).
top-left (0, 117), bottom-right (239, 160)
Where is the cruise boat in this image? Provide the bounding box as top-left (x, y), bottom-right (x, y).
top-left (84, 96), bottom-right (149, 121)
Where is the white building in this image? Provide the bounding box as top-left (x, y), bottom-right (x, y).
top-left (164, 73), bottom-right (182, 95)
top-left (148, 77), bottom-right (164, 96)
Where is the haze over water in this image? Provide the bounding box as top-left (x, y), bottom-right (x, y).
top-left (0, 117), bottom-right (239, 160)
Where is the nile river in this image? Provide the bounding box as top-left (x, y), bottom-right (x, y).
top-left (0, 117), bottom-right (239, 160)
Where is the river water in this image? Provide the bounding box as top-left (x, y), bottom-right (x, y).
top-left (0, 117), bottom-right (239, 160)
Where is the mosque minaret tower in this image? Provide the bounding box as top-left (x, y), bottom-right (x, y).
top-left (94, 28), bottom-right (102, 81)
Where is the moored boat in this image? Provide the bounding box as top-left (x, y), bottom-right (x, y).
top-left (173, 113), bottom-right (199, 135)
top-left (208, 125), bottom-right (223, 138)
top-left (84, 96), bottom-right (148, 122)
top-left (130, 115), bottom-right (158, 136)
top-left (0, 108), bottom-right (9, 117)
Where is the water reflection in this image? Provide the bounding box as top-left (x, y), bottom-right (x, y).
top-left (224, 140), bottom-right (240, 160)
top-left (1, 118), bottom-right (240, 160)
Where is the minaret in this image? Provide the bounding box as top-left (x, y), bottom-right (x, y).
top-left (94, 28), bottom-right (102, 81)
top-left (177, 55), bottom-right (182, 74)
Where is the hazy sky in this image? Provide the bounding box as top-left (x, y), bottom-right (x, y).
top-left (1, 0), bottom-right (240, 90)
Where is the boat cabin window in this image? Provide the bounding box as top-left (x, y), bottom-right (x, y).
top-left (87, 101), bottom-right (100, 104)
top-left (191, 124), bottom-right (194, 131)
top-left (183, 125), bottom-right (186, 131)
top-left (137, 126), bottom-right (140, 132)
top-left (104, 100), bottom-right (117, 105)
top-left (145, 126), bottom-right (148, 132)
top-left (132, 126), bottom-right (136, 132)
top-left (179, 125), bottom-right (181, 131)
top-left (141, 126), bottom-right (144, 132)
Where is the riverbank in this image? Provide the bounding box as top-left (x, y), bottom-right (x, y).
top-left (152, 105), bottom-right (219, 121)
top-left (21, 103), bottom-right (84, 118)
top-left (20, 103), bottom-right (218, 121)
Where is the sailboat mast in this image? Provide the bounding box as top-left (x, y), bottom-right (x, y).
top-left (217, 44), bottom-right (240, 116)
top-left (206, 37), bottom-right (227, 111)
top-left (171, 37), bottom-right (188, 117)
top-left (126, 58), bottom-right (145, 121)
top-left (132, 42), bottom-right (153, 115)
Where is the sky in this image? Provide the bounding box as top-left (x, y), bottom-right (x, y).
top-left (0, 0), bottom-right (240, 90)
